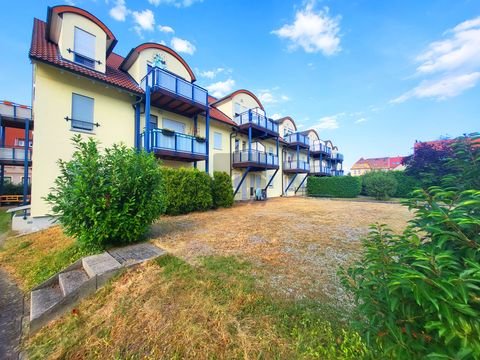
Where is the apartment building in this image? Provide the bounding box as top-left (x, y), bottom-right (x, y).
top-left (26, 5), bottom-right (344, 222)
top-left (0, 101), bottom-right (33, 198)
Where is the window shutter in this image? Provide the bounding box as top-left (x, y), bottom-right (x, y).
top-left (74, 27), bottom-right (95, 59)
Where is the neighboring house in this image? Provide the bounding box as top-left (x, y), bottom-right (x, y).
top-left (350, 156), bottom-right (405, 176)
top-left (27, 5), bottom-right (344, 221)
top-left (0, 101), bottom-right (33, 191)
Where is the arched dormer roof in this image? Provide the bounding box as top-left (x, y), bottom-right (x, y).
top-left (47, 5), bottom-right (117, 55)
top-left (120, 43), bottom-right (197, 82)
top-left (301, 129), bottom-right (320, 141)
top-left (325, 140), bottom-right (337, 150)
top-left (275, 116), bottom-right (297, 132)
top-left (211, 89), bottom-right (265, 111)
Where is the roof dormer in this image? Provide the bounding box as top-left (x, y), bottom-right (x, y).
top-left (47, 6), bottom-right (117, 74)
top-left (211, 89), bottom-right (265, 119)
top-left (121, 43), bottom-right (196, 85)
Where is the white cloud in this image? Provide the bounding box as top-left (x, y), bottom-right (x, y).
top-left (271, 113), bottom-right (283, 120)
top-left (354, 117), bottom-right (367, 124)
top-left (170, 37), bottom-right (196, 55)
top-left (148, 0), bottom-right (202, 8)
top-left (257, 89), bottom-right (290, 104)
top-left (272, 1), bottom-right (341, 55)
top-left (314, 115), bottom-right (340, 130)
top-left (206, 79), bottom-right (235, 98)
top-left (198, 67), bottom-right (227, 79)
top-left (132, 9), bottom-right (155, 36)
top-left (109, 0), bottom-right (129, 21)
top-left (392, 72), bottom-right (480, 103)
top-left (158, 25), bottom-right (174, 33)
top-left (392, 16), bottom-right (480, 102)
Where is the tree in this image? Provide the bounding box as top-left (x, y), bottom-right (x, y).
top-left (46, 136), bottom-right (165, 250)
top-left (362, 171), bottom-right (398, 200)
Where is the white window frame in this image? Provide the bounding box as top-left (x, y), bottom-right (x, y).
top-left (71, 93), bottom-right (95, 132)
top-left (74, 27), bottom-right (96, 68)
top-left (213, 132), bottom-right (222, 150)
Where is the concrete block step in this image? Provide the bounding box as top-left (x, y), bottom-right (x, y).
top-left (82, 253), bottom-right (122, 278)
top-left (59, 269), bottom-right (89, 297)
top-left (30, 284), bottom-right (63, 322)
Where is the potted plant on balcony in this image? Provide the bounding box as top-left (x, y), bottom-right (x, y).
top-left (162, 128), bottom-right (175, 137)
top-left (196, 135), bottom-right (206, 143)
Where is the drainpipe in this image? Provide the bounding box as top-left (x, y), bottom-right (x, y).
top-left (132, 95), bottom-right (144, 150)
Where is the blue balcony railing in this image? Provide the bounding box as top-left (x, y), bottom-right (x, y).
top-left (141, 128), bottom-right (207, 156)
top-left (0, 147), bottom-right (32, 162)
top-left (141, 67), bottom-right (208, 107)
top-left (311, 162), bottom-right (331, 175)
top-left (284, 133), bottom-right (310, 147)
top-left (233, 150), bottom-right (279, 167)
top-left (331, 153), bottom-right (344, 161)
top-left (283, 160), bottom-right (310, 172)
top-left (235, 109), bottom-right (279, 134)
top-left (332, 170), bottom-right (344, 176)
top-left (310, 142), bottom-right (332, 155)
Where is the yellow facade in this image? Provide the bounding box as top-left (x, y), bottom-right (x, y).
top-left (29, 5), bottom-right (343, 217)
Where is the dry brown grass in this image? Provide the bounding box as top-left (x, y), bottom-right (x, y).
top-left (151, 197), bottom-right (412, 300)
top-left (0, 226), bottom-right (85, 291)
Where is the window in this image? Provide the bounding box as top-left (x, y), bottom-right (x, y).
top-left (15, 139), bottom-right (33, 147)
top-left (150, 115), bottom-right (158, 129)
top-left (163, 118), bottom-right (185, 134)
top-left (268, 146), bottom-right (274, 155)
top-left (234, 139), bottom-right (239, 152)
top-left (74, 27), bottom-right (96, 68)
top-left (71, 94), bottom-right (94, 131)
top-left (234, 103), bottom-right (248, 116)
top-left (213, 132), bottom-right (222, 150)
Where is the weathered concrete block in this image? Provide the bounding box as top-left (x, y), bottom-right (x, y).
top-left (59, 269), bottom-right (89, 296)
top-left (108, 243), bottom-right (166, 267)
top-left (82, 253), bottom-right (121, 278)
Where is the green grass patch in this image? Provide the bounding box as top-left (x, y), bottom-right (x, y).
top-left (0, 209), bottom-right (11, 235)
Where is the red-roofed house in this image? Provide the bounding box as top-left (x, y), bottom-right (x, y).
top-left (351, 156), bottom-right (406, 176)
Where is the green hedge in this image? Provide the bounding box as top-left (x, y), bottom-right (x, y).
top-left (390, 171), bottom-right (421, 198)
top-left (307, 176), bottom-right (361, 198)
top-left (211, 171), bottom-right (234, 209)
top-left (161, 167), bottom-right (213, 215)
top-left (1, 182), bottom-right (31, 195)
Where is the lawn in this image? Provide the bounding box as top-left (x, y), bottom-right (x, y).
top-left (3, 197), bottom-right (412, 358)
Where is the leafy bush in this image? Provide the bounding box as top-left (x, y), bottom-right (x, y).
top-left (390, 171), bottom-right (420, 198)
top-left (161, 167), bottom-right (213, 215)
top-left (362, 171), bottom-right (398, 200)
top-left (307, 176), bottom-right (361, 198)
top-left (211, 171), bottom-right (234, 209)
top-left (46, 136), bottom-right (165, 250)
top-left (342, 188), bottom-right (480, 359)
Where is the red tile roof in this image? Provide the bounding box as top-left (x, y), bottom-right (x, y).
top-left (29, 18), bottom-right (143, 94)
top-left (352, 156), bottom-right (405, 170)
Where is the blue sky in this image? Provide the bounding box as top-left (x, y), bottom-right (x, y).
top-left (1, 0), bottom-right (479, 171)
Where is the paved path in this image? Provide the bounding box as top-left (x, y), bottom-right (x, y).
top-left (0, 268), bottom-right (23, 360)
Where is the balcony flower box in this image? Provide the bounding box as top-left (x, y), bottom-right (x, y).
top-left (162, 129), bottom-right (175, 137)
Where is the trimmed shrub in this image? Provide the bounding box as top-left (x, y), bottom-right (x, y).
top-left (46, 136), bottom-right (165, 251)
top-left (390, 171), bottom-right (420, 198)
top-left (362, 171), bottom-right (398, 200)
top-left (161, 167), bottom-right (213, 215)
top-left (307, 176), bottom-right (361, 198)
top-left (211, 171), bottom-right (234, 209)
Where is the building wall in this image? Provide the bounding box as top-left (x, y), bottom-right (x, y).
top-left (58, 13), bottom-right (107, 73)
top-left (127, 48), bottom-right (193, 84)
top-left (31, 62), bottom-right (136, 216)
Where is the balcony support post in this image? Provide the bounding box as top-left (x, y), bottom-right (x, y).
top-left (205, 107), bottom-right (210, 173)
top-left (0, 124), bottom-right (4, 196)
top-left (296, 144), bottom-right (299, 164)
top-left (233, 166), bottom-right (251, 197)
top-left (144, 79), bottom-right (151, 152)
top-left (22, 118), bottom-right (30, 210)
top-left (264, 168), bottom-right (278, 193)
top-left (284, 173), bottom-right (298, 194)
top-left (248, 127), bottom-right (252, 162)
top-left (295, 174), bottom-right (309, 195)
top-left (134, 99), bottom-right (141, 150)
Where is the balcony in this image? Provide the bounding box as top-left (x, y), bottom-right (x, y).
top-left (235, 109), bottom-right (279, 138)
top-left (283, 160), bottom-right (310, 174)
top-left (284, 133), bottom-right (310, 148)
top-left (310, 163), bottom-right (332, 176)
top-left (141, 67), bottom-right (208, 117)
top-left (331, 153), bottom-right (344, 162)
top-left (310, 142), bottom-right (331, 157)
top-left (332, 170), bottom-right (344, 176)
top-left (232, 150), bottom-right (279, 170)
top-left (0, 147), bottom-right (32, 166)
top-left (142, 128), bottom-right (207, 161)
